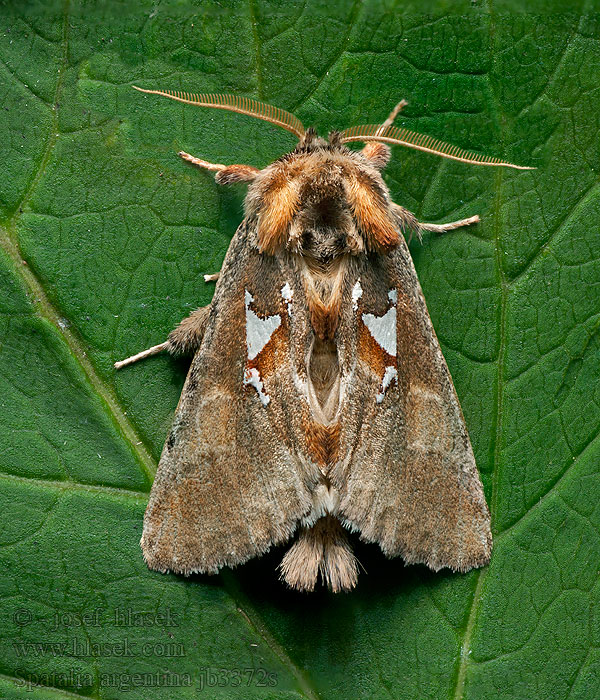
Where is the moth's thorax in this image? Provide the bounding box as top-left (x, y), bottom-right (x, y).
top-left (245, 131), bottom-right (400, 258)
top-left (242, 132), bottom-right (405, 440)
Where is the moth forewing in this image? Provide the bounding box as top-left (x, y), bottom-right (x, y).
top-left (332, 239), bottom-right (491, 573)
top-left (140, 220), bottom-right (320, 576)
top-left (118, 88), bottom-right (532, 591)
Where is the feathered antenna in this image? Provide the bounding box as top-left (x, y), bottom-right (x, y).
top-left (340, 124), bottom-right (534, 170)
top-left (132, 86), bottom-right (306, 139)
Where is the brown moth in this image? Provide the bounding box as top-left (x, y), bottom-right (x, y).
top-left (117, 87), bottom-right (533, 592)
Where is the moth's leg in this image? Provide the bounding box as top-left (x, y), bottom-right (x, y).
top-left (391, 202), bottom-right (479, 243)
top-left (379, 99), bottom-right (408, 131)
top-left (178, 151), bottom-right (259, 184)
top-left (114, 152), bottom-right (253, 370)
top-left (179, 151), bottom-right (258, 284)
top-left (361, 100), bottom-right (408, 168)
top-left (165, 305), bottom-right (211, 356)
top-left (419, 216), bottom-right (480, 233)
top-left (114, 306), bottom-right (211, 369)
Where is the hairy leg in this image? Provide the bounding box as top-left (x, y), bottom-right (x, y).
top-left (114, 306), bottom-right (211, 369)
top-left (361, 99), bottom-right (408, 168)
top-left (114, 152), bottom-right (261, 369)
top-left (391, 202), bottom-right (479, 242)
top-left (178, 151), bottom-right (259, 184)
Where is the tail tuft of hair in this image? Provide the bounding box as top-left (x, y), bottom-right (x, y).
top-left (279, 516), bottom-right (358, 593)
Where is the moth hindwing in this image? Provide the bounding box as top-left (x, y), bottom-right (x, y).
top-left (118, 89), bottom-right (531, 591)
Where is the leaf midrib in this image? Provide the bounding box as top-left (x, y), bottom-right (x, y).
top-left (451, 1), bottom-right (504, 695)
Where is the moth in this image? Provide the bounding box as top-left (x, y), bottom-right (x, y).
top-left (117, 87), bottom-right (532, 592)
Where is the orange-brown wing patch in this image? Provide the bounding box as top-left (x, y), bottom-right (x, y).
top-left (303, 421), bottom-right (341, 471)
top-left (353, 282), bottom-right (398, 402)
top-left (243, 288), bottom-right (288, 406)
top-left (357, 319), bottom-right (395, 381)
top-left (304, 284), bottom-right (342, 341)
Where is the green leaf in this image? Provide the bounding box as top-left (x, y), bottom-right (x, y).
top-left (1, 1), bottom-right (599, 698)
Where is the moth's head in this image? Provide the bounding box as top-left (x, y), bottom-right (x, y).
top-left (132, 87), bottom-right (534, 255)
top-left (246, 127), bottom-right (400, 255)
top-left (275, 126), bottom-right (390, 170)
